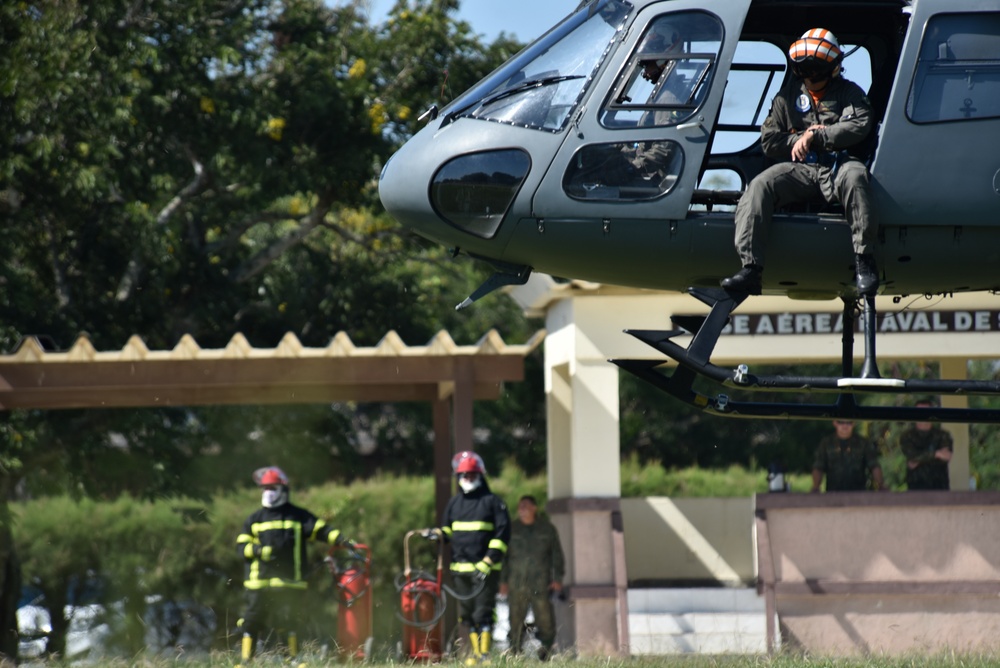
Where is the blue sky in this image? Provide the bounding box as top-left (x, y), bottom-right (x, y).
top-left (351, 1), bottom-right (576, 41)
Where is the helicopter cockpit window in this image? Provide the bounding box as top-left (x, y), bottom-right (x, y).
top-left (440, 0), bottom-right (632, 131)
top-left (430, 149), bottom-right (531, 239)
top-left (907, 13), bottom-right (1000, 123)
top-left (563, 140), bottom-right (684, 201)
top-left (602, 11), bottom-right (723, 128)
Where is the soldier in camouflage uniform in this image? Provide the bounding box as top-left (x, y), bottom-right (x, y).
top-left (811, 420), bottom-right (885, 492)
top-left (899, 401), bottom-right (953, 490)
top-left (499, 495), bottom-right (565, 660)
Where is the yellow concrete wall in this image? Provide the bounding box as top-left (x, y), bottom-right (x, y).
top-left (621, 497), bottom-right (755, 585)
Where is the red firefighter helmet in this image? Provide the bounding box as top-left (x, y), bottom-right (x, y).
top-left (253, 466), bottom-right (289, 487)
top-left (451, 451), bottom-right (486, 476)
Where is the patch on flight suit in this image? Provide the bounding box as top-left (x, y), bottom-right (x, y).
top-left (795, 94), bottom-right (810, 112)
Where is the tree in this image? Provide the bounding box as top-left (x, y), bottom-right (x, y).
top-left (1, 2), bottom-right (537, 655)
top-left (0, 0), bottom-right (535, 490)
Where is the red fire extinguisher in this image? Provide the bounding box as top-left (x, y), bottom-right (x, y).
top-left (327, 543), bottom-right (373, 660)
top-left (395, 529), bottom-right (446, 662)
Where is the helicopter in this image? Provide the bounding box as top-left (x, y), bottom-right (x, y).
top-left (378, 0), bottom-right (1000, 423)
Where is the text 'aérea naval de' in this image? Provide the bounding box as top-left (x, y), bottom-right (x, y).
top-left (709, 310), bottom-right (1000, 336)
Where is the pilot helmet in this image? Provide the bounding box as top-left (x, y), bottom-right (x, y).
top-left (637, 21), bottom-right (682, 80)
top-left (788, 28), bottom-right (843, 80)
top-left (637, 21), bottom-right (682, 61)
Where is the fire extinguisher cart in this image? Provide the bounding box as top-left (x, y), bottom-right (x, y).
top-left (395, 529), bottom-right (447, 662)
top-left (327, 543), bottom-right (374, 661)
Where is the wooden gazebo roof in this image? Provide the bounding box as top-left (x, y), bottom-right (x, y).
top-left (0, 329), bottom-right (545, 410)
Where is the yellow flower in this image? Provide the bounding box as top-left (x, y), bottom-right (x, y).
top-left (200, 96), bottom-right (216, 114)
top-left (267, 117), bottom-right (286, 140)
top-left (348, 59), bottom-right (366, 79)
top-left (289, 197), bottom-right (303, 216)
top-left (368, 103), bottom-right (386, 134)
top-left (398, 105), bottom-right (412, 121)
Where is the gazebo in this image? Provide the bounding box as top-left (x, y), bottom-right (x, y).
top-left (0, 328), bottom-right (544, 521)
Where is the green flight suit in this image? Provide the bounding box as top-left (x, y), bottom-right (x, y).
top-left (500, 516), bottom-right (565, 656)
top-left (734, 74), bottom-right (876, 268)
top-left (900, 426), bottom-right (953, 490)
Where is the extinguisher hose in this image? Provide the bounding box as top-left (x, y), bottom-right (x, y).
top-left (442, 577), bottom-right (487, 601)
top-left (394, 570), bottom-right (448, 629)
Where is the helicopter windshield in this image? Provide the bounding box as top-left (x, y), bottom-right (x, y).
top-left (442, 0), bottom-right (632, 131)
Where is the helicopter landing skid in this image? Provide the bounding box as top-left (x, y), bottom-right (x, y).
top-left (611, 288), bottom-right (1000, 423)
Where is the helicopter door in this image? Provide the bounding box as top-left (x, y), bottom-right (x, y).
top-left (532, 0), bottom-right (749, 221)
top-left (871, 0), bottom-right (1000, 227)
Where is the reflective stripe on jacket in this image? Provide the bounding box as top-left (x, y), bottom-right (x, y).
top-left (441, 482), bottom-right (510, 570)
top-left (236, 502), bottom-right (342, 589)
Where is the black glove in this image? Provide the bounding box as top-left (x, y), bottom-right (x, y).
top-left (421, 529), bottom-right (441, 541)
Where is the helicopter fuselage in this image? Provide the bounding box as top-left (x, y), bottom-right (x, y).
top-left (380, 0), bottom-right (1000, 301)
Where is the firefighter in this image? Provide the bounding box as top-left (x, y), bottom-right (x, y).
top-left (235, 466), bottom-right (351, 666)
top-left (432, 451), bottom-right (510, 665)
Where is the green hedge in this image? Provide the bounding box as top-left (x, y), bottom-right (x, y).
top-left (11, 461), bottom-right (789, 660)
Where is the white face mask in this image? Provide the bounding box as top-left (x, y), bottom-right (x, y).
top-left (458, 475), bottom-right (482, 494)
top-left (262, 488), bottom-right (287, 508)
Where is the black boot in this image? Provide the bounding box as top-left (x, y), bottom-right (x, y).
top-left (855, 254), bottom-right (879, 296)
top-left (720, 265), bottom-right (763, 295)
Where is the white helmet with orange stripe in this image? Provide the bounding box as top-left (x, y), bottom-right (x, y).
top-left (788, 29), bottom-right (843, 80)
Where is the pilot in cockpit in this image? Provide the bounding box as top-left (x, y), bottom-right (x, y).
top-left (564, 21), bottom-right (686, 196)
top-left (635, 20), bottom-right (695, 123)
top-left (563, 15), bottom-right (721, 201)
top-left (616, 22), bottom-right (688, 180)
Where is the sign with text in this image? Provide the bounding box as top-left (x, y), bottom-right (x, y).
top-left (694, 310), bottom-right (1000, 336)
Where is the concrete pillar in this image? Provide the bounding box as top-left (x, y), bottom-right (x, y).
top-left (939, 358), bottom-right (971, 490)
top-left (544, 298), bottom-right (626, 656)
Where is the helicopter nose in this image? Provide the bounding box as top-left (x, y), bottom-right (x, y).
top-left (380, 132), bottom-right (531, 244)
top-left (379, 143), bottom-right (435, 236)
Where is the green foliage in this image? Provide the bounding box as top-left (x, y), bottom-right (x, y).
top-left (620, 365), bottom-right (846, 473)
top-left (0, 0), bottom-right (539, 503)
top-left (620, 454), bottom-right (813, 497)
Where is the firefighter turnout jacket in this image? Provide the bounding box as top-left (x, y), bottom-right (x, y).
top-left (236, 502), bottom-right (345, 590)
top-left (441, 482), bottom-right (510, 574)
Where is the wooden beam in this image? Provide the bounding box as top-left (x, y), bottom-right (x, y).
top-left (0, 329), bottom-right (544, 411)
